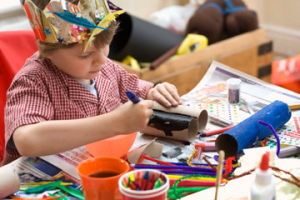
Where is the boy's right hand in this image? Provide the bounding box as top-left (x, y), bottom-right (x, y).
top-left (111, 100), bottom-right (154, 135)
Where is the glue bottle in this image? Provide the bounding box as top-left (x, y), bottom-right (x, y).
top-left (250, 151), bottom-right (276, 200)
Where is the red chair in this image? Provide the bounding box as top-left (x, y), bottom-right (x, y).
top-left (0, 30), bottom-right (38, 164)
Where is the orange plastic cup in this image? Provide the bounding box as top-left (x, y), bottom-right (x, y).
top-left (77, 157), bottom-right (130, 200)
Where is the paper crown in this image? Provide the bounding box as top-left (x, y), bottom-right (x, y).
top-left (21, 0), bottom-right (124, 47)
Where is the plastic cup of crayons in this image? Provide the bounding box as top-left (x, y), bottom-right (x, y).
top-left (118, 169), bottom-right (169, 200)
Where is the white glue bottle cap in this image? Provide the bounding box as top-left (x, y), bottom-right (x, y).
top-left (251, 151), bottom-right (276, 200)
top-left (227, 78), bottom-right (242, 90)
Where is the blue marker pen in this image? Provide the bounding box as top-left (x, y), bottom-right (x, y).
top-left (126, 91), bottom-right (140, 104)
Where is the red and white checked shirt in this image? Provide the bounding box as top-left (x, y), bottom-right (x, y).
top-left (4, 52), bottom-right (153, 163)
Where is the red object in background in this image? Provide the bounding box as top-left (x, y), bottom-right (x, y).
top-left (271, 54), bottom-right (300, 93)
top-left (0, 30), bottom-right (38, 164)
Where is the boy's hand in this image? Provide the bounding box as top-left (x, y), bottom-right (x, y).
top-left (146, 82), bottom-right (182, 107)
top-left (111, 100), bottom-right (154, 134)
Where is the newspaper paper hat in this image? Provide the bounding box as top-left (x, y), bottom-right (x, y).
top-left (21, 0), bottom-right (124, 50)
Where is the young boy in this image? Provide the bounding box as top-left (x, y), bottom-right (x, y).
top-left (4, 0), bottom-right (182, 165)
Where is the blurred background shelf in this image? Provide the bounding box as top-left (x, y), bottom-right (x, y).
top-left (117, 29), bottom-right (273, 95)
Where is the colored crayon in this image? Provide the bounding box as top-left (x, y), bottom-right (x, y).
top-left (142, 155), bottom-right (176, 166)
top-left (129, 182), bottom-right (137, 190)
top-left (136, 171), bottom-right (142, 189)
top-left (153, 178), bottom-right (162, 189)
top-left (141, 171), bottom-right (149, 190)
top-left (195, 142), bottom-right (216, 151)
top-left (199, 125), bottom-right (234, 137)
top-left (122, 177), bottom-right (129, 187)
top-left (194, 147), bottom-right (202, 160)
top-left (289, 103), bottom-right (300, 110)
top-left (145, 173), bottom-right (156, 190)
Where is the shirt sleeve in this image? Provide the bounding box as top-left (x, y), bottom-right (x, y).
top-left (5, 75), bottom-right (54, 145)
top-left (109, 59), bottom-right (154, 103)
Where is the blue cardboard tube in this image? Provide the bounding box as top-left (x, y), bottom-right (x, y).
top-left (215, 100), bottom-right (291, 158)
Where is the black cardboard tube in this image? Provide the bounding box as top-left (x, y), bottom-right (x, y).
top-left (148, 110), bottom-right (196, 132)
top-left (109, 13), bottom-right (185, 62)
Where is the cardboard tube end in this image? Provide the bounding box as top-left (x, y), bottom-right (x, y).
top-left (215, 134), bottom-right (238, 158)
top-left (187, 118), bottom-right (198, 142)
top-left (198, 109), bottom-right (208, 132)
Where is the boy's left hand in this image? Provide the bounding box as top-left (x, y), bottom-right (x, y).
top-left (146, 82), bottom-right (182, 107)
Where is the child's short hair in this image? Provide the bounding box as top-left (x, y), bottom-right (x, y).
top-left (38, 21), bottom-right (119, 59)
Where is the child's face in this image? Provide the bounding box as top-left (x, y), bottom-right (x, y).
top-left (48, 42), bottom-right (109, 84)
